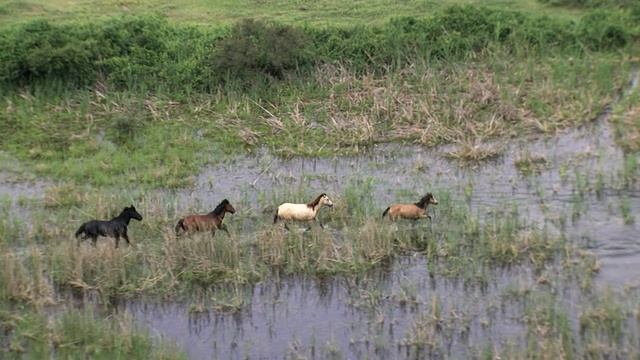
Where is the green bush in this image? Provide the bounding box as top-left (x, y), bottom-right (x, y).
top-left (577, 10), bottom-right (630, 51)
top-left (95, 15), bottom-right (208, 91)
top-left (204, 19), bottom-right (310, 87)
top-left (0, 19), bottom-right (96, 89)
top-left (0, 6), bottom-right (636, 93)
top-left (538, 0), bottom-right (638, 9)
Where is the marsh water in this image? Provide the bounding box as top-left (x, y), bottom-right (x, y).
top-left (112, 117), bottom-right (640, 358)
top-left (4, 104), bottom-right (640, 358)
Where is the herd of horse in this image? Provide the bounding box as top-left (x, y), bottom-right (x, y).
top-left (74, 193), bottom-right (439, 248)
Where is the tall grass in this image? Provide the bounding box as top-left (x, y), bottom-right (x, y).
top-left (0, 185), bottom-right (586, 298)
top-left (3, 305), bottom-right (185, 359)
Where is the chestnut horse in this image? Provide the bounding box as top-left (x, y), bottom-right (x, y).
top-left (382, 193), bottom-right (438, 222)
top-left (274, 193), bottom-right (334, 230)
top-left (75, 205), bottom-right (143, 248)
top-left (175, 199), bottom-right (236, 237)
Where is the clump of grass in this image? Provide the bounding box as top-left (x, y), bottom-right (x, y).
top-left (0, 245), bottom-right (54, 306)
top-left (579, 290), bottom-right (627, 354)
top-left (619, 196), bottom-right (634, 224)
top-left (255, 218), bottom-right (396, 275)
top-left (515, 151), bottom-right (548, 175)
top-left (521, 291), bottom-right (575, 358)
top-left (611, 82), bottom-right (640, 153)
top-left (43, 182), bottom-right (87, 208)
top-left (444, 141), bottom-right (505, 163)
top-left (5, 306), bottom-right (185, 359)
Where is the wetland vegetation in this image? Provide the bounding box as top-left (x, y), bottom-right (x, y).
top-left (2, 0), bottom-right (640, 358)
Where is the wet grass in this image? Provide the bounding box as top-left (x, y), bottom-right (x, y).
top-left (3, 139), bottom-right (640, 357)
top-left (2, 55), bottom-right (633, 188)
top-left (612, 69), bottom-right (640, 154)
top-left (1, 303), bottom-right (185, 359)
top-left (0, 181), bottom-right (595, 297)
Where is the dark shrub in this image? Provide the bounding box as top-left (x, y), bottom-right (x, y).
top-left (205, 19), bottom-right (310, 86)
top-left (577, 10), bottom-right (630, 51)
top-left (0, 20), bottom-right (96, 89)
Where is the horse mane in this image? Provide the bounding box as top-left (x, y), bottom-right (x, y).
top-left (211, 199), bottom-right (230, 215)
top-left (111, 206), bottom-right (131, 221)
top-left (414, 193), bottom-right (433, 209)
top-left (307, 193), bottom-right (326, 208)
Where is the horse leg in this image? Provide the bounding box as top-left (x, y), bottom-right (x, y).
top-left (90, 236), bottom-right (98, 246)
top-left (114, 236), bottom-right (120, 248)
top-left (220, 224), bottom-right (230, 235)
top-left (284, 222), bottom-right (290, 231)
top-left (123, 233), bottom-right (130, 246)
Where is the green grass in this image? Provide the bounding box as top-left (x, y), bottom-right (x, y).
top-left (0, 2), bottom-right (637, 188)
top-left (0, 0), bottom-right (583, 30)
top-left (0, 184), bottom-right (590, 298)
top-left (0, 54), bottom-right (632, 188)
top-left (611, 70), bottom-right (640, 153)
top-left (1, 304), bottom-right (185, 359)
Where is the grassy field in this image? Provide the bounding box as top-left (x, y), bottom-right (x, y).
top-left (2, 0), bottom-right (640, 357)
top-left (0, 0), bottom-right (583, 29)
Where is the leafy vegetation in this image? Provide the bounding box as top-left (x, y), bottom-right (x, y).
top-left (0, 5), bottom-right (638, 187)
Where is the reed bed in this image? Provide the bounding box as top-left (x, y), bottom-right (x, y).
top-left (1, 49), bottom-right (635, 187)
top-left (0, 184), bottom-right (595, 298)
top-left (3, 151), bottom-right (640, 358)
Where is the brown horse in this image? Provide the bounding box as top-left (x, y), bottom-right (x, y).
top-left (382, 193), bottom-right (438, 222)
top-left (175, 199), bottom-right (236, 236)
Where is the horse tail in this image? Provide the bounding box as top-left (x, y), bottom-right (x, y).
top-left (382, 207), bottom-right (391, 218)
top-left (175, 219), bottom-right (185, 236)
top-left (273, 208), bottom-right (279, 224)
top-left (75, 223), bottom-right (86, 238)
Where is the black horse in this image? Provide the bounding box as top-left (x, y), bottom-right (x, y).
top-left (75, 205), bottom-right (143, 248)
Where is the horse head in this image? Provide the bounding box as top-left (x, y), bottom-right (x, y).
top-left (223, 200), bottom-right (236, 214)
top-left (320, 193), bottom-right (334, 207)
top-left (127, 205), bottom-right (144, 221)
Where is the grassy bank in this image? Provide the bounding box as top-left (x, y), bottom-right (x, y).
top-left (1, 5), bottom-right (638, 187)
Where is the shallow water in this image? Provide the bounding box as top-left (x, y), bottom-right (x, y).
top-left (4, 84), bottom-right (640, 358)
top-left (125, 260), bottom-right (532, 359)
top-left (115, 116), bottom-right (640, 359)
top-left (167, 113), bottom-right (639, 285)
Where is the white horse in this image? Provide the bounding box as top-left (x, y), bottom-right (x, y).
top-left (274, 193), bottom-right (334, 230)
